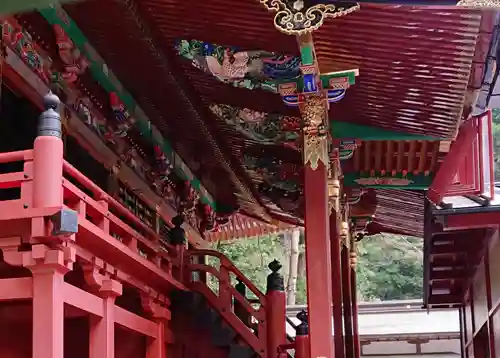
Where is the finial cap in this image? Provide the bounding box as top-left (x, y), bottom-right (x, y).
top-left (38, 92), bottom-right (62, 138)
top-left (296, 310), bottom-right (309, 336)
top-left (43, 91), bottom-right (60, 110)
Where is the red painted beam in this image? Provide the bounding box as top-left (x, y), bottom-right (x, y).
top-left (432, 256), bottom-right (467, 267)
top-left (430, 269), bottom-right (466, 281)
top-left (444, 211), bottom-right (500, 230)
top-left (428, 295), bottom-right (462, 305)
top-left (430, 244), bottom-right (471, 255)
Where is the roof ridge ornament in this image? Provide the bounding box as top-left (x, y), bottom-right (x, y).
top-left (259, 0), bottom-right (360, 35)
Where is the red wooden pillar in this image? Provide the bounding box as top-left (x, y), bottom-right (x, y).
top-left (30, 250), bottom-right (70, 358)
top-left (350, 247), bottom-right (360, 358)
top-left (146, 316), bottom-right (168, 358)
top-left (304, 162), bottom-right (335, 358)
top-left (341, 244), bottom-right (354, 358)
top-left (89, 279), bottom-right (123, 358)
top-left (266, 260), bottom-right (287, 358)
top-left (331, 212), bottom-right (345, 358)
top-left (295, 310), bottom-right (310, 358)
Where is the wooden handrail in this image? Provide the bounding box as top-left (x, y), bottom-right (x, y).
top-left (187, 249), bottom-right (266, 303)
top-left (62, 161), bottom-right (180, 266)
top-left (0, 150), bottom-right (32, 164)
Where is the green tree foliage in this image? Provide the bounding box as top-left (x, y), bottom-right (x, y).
top-left (213, 232), bottom-right (423, 303)
top-left (215, 235), bottom-right (284, 294)
top-left (356, 234), bottom-right (423, 301)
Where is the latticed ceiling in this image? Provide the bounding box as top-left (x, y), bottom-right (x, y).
top-left (17, 0), bottom-right (496, 236)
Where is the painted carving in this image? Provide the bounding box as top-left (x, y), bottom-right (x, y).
top-left (339, 139), bottom-right (360, 160)
top-left (259, 0), bottom-right (360, 35)
top-left (197, 203), bottom-right (216, 232)
top-left (244, 147), bottom-right (303, 216)
top-left (279, 70), bottom-right (357, 107)
top-left (244, 152), bottom-right (302, 194)
top-left (209, 104), bottom-right (300, 145)
top-left (75, 97), bottom-right (107, 136)
top-left (175, 39), bottom-right (301, 92)
top-left (2, 21), bottom-right (51, 83)
top-left (354, 177), bottom-right (414, 186)
top-left (110, 92), bottom-right (135, 136)
top-left (53, 24), bottom-right (88, 83)
top-left (153, 144), bottom-right (172, 176)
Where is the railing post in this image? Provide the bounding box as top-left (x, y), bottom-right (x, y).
top-left (266, 259), bottom-right (286, 358)
top-left (295, 310), bottom-right (310, 358)
top-left (219, 261), bottom-right (232, 311)
top-left (33, 92), bottom-right (63, 209)
top-left (234, 278), bottom-right (248, 323)
top-left (170, 215), bottom-right (186, 282)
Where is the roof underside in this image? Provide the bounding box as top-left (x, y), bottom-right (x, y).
top-left (368, 190), bottom-right (426, 238)
top-left (19, 0), bottom-right (494, 236)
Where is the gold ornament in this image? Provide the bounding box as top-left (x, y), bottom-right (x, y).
top-left (457, 0), bottom-right (500, 7)
top-left (302, 95), bottom-right (329, 170)
top-left (259, 0), bottom-right (360, 35)
top-left (303, 132), bottom-right (328, 170)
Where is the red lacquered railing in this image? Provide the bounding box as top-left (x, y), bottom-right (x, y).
top-left (0, 150), bottom-right (38, 219)
top-left (0, 149), bottom-right (295, 357)
top-left (61, 160), bottom-right (179, 274)
top-left (0, 149), bottom-right (182, 283)
top-left (186, 249), bottom-right (268, 357)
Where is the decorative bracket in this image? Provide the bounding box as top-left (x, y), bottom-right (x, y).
top-left (141, 292), bottom-right (171, 320)
top-left (1, 241), bottom-right (75, 273)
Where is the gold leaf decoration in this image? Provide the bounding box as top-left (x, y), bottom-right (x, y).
top-left (259, 0), bottom-right (360, 35)
top-left (457, 0), bottom-right (500, 7)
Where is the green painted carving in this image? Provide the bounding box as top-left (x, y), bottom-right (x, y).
top-left (343, 172), bottom-right (433, 189)
top-left (40, 6), bottom-right (216, 209)
top-left (209, 104), bottom-right (301, 145)
top-left (175, 39), bottom-right (301, 93)
top-left (331, 121), bottom-right (442, 140)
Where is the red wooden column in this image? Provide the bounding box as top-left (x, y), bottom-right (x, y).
top-left (304, 160), bottom-right (335, 358)
top-left (141, 294), bottom-right (170, 358)
top-left (330, 211), bottom-right (345, 358)
top-left (341, 237), bottom-right (354, 358)
top-left (89, 279), bottom-right (123, 358)
top-left (29, 247), bottom-right (73, 358)
top-left (146, 311), bottom-right (169, 358)
top-left (350, 244), bottom-right (360, 358)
